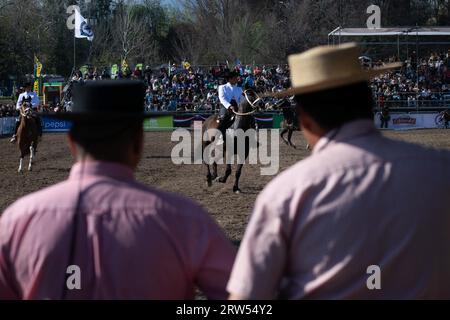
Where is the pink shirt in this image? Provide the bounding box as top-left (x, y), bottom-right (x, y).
top-left (228, 120), bottom-right (450, 299)
top-left (0, 162), bottom-right (236, 300)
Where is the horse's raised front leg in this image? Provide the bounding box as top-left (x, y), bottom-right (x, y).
top-left (18, 157), bottom-right (23, 173)
top-left (233, 164), bottom-right (244, 194)
top-left (205, 163), bottom-right (213, 187)
top-left (217, 164), bottom-right (232, 183)
top-left (28, 146), bottom-right (34, 171)
top-left (288, 130), bottom-right (296, 149)
top-left (212, 162), bottom-right (218, 181)
top-left (280, 128), bottom-right (289, 145)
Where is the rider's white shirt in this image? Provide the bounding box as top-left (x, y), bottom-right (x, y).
top-left (218, 83), bottom-right (242, 109)
top-left (16, 91), bottom-right (40, 110)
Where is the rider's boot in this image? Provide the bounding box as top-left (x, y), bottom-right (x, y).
top-left (216, 107), bottom-right (229, 145)
top-left (216, 119), bottom-right (227, 146)
top-left (10, 120), bottom-right (20, 143)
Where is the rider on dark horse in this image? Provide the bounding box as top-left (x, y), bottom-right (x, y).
top-left (443, 109), bottom-right (450, 129)
top-left (10, 82), bottom-right (43, 143)
top-left (217, 70), bottom-right (243, 145)
top-left (380, 105), bottom-right (390, 129)
top-left (281, 98), bottom-right (298, 129)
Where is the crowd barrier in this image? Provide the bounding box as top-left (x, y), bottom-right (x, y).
top-left (374, 112), bottom-right (446, 130)
top-left (0, 112), bottom-right (447, 136)
top-left (172, 114), bottom-right (283, 129)
top-left (0, 117), bottom-right (16, 136)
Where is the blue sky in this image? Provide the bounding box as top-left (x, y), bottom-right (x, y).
top-left (162, 0), bottom-right (182, 7)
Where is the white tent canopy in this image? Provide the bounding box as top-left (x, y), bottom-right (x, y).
top-left (329, 27), bottom-right (450, 37)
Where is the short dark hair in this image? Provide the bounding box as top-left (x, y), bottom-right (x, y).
top-left (70, 119), bottom-right (143, 162)
top-left (294, 82), bottom-right (374, 131)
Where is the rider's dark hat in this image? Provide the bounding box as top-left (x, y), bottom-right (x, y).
top-left (223, 70), bottom-right (240, 80)
top-left (42, 80), bottom-right (160, 121)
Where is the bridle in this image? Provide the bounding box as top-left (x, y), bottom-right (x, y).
top-left (20, 105), bottom-right (32, 118)
top-left (231, 89), bottom-right (262, 116)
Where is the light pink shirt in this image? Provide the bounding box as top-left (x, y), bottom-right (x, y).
top-left (0, 162), bottom-right (236, 300)
top-left (228, 120), bottom-right (450, 299)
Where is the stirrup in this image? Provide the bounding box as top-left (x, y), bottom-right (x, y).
top-left (216, 135), bottom-right (224, 146)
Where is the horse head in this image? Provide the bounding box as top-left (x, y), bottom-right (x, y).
top-left (271, 98), bottom-right (293, 110)
top-left (241, 89), bottom-right (264, 114)
top-left (21, 97), bottom-right (33, 118)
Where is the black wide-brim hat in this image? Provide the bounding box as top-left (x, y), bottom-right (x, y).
top-left (222, 70), bottom-right (240, 80)
top-left (41, 80), bottom-right (161, 121)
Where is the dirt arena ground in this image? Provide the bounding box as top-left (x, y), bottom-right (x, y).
top-left (1, 129), bottom-right (449, 242)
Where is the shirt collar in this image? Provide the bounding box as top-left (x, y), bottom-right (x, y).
top-left (69, 161), bottom-right (135, 181)
top-left (313, 119), bottom-right (378, 155)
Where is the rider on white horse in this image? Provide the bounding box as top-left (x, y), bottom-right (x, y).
top-left (10, 82), bottom-right (42, 143)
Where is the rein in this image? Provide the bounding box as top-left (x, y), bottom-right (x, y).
top-left (20, 108), bottom-right (31, 118)
top-left (234, 89), bottom-right (260, 116)
top-left (232, 109), bottom-right (257, 116)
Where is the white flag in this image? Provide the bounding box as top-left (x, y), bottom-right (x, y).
top-left (74, 9), bottom-right (94, 41)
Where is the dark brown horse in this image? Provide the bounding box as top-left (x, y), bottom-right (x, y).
top-left (274, 98), bottom-right (310, 150)
top-left (202, 90), bottom-right (261, 193)
top-left (279, 99), bottom-right (299, 148)
top-left (17, 101), bottom-right (39, 172)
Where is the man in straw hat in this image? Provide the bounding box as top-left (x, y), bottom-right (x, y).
top-left (227, 43), bottom-right (450, 299)
top-left (0, 80), bottom-right (236, 299)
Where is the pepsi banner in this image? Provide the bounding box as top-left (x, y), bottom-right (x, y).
top-left (41, 116), bottom-right (72, 133)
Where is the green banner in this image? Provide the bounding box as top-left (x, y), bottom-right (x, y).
top-left (273, 114), bottom-right (284, 129)
top-left (111, 64), bottom-right (118, 77)
top-left (144, 116), bottom-right (173, 131)
top-left (80, 65), bottom-right (89, 76)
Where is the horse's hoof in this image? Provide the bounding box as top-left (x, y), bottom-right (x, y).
top-left (207, 180), bottom-right (212, 187)
top-left (233, 187), bottom-right (241, 194)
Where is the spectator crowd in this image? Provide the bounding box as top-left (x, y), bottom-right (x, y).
top-left (371, 50), bottom-right (450, 108)
top-left (0, 104), bottom-right (18, 118)
top-left (67, 63), bottom-right (290, 112)
top-left (2, 50), bottom-right (450, 118)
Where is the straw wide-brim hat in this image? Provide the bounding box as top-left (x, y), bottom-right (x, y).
top-left (271, 42), bottom-right (403, 98)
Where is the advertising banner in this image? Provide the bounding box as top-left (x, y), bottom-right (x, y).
top-left (41, 116), bottom-right (72, 132)
top-left (0, 117), bottom-right (17, 136)
top-left (254, 115), bottom-right (274, 129)
top-left (144, 116), bottom-right (173, 131)
top-left (374, 112), bottom-right (442, 130)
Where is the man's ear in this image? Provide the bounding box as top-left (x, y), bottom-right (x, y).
top-left (297, 107), bottom-right (312, 131)
top-left (133, 125), bottom-right (144, 156)
top-left (67, 132), bottom-right (78, 159)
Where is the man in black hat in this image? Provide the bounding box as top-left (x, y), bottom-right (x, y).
top-left (217, 70), bottom-right (242, 144)
top-left (0, 80), bottom-right (236, 300)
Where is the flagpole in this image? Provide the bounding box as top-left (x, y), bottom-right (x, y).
top-left (73, 36), bottom-right (76, 72)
